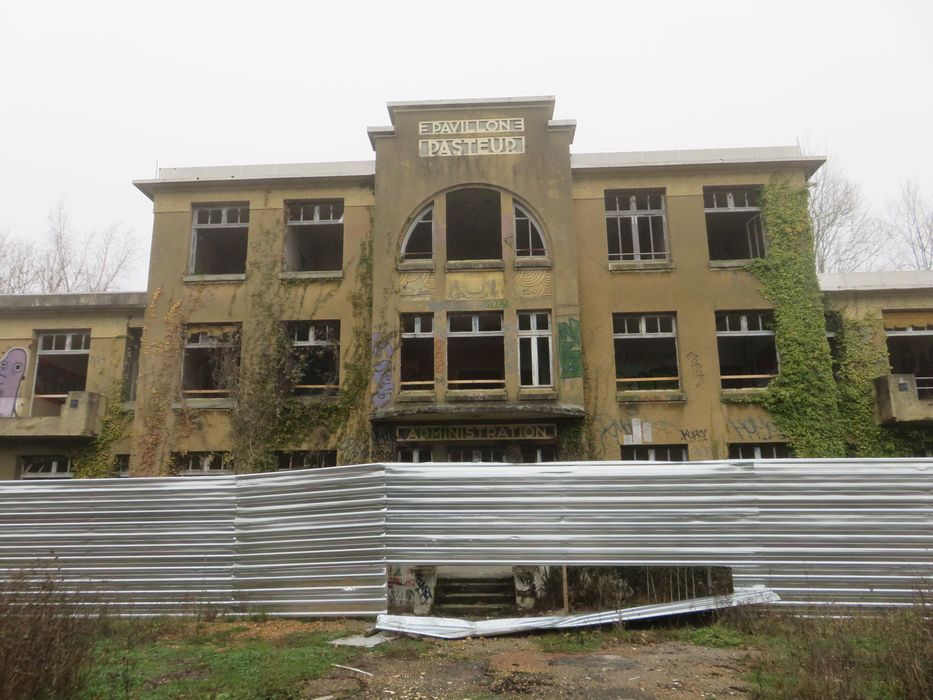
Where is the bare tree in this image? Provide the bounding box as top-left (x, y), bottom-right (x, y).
top-left (886, 180), bottom-right (933, 271)
top-left (809, 160), bottom-right (884, 273)
top-left (0, 200), bottom-right (136, 295)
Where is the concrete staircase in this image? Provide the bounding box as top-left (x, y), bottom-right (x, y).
top-left (432, 575), bottom-right (516, 618)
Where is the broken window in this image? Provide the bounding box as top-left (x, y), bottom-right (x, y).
top-left (521, 446), bottom-right (557, 463)
top-left (398, 447), bottom-right (434, 462)
top-left (514, 204), bottom-right (547, 258)
top-left (716, 311), bottom-right (778, 388)
top-left (33, 331), bottom-right (90, 416)
top-left (18, 455), bottom-right (73, 479)
top-left (122, 327), bottom-right (142, 402)
top-left (114, 454), bottom-right (130, 477)
top-left (884, 317), bottom-right (933, 399)
top-left (605, 190), bottom-right (668, 262)
top-left (191, 204), bottom-right (249, 275)
top-left (448, 447), bottom-right (506, 462)
top-left (284, 200), bottom-right (344, 272)
top-left (705, 188), bottom-right (766, 261)
top-left (621, 445), bottom-right (688, 461)
top-left (173, 451), bottom-right (232, 474)
top-left (275, 450), bottom-right (337, 469)
top-left (401, 205), bottom-right (433, 261)
top-left (181, 325), bottom-right (240, 399)
top-left (447, 312), bottom-right (505, 390)
top-left (446, 188), bottom-right (502, 261)
top-left (728, 443), bottom-right (791, 459)
top-left (518, 311), bottom-right (552, 387)
top-left (286, 321), bottom-right (339, 395)
top-left (400, 313), bottom-right (434, 391)
top-left (613, 314), bottom-right (680, 391)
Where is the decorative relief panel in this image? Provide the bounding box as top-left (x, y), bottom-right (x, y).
top-left (446, 272), bottom-right (504, 300)
top-left (515, 270), bottom-right (553, 298)
top-left (399, 272), bottom-right (436, 299)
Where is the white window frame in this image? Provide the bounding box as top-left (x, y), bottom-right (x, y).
top-left (514, 204), bottom-right (548, 258)
top-left (704, 188), bottom-right (767, 260)
top-left (447, 446), bottom-right (506, 463)
top-left (715, 311), bottom-right (778, 387)
top-left (288, 320), bottom-right (340, 393)
top-left (884, 324), bottom-right (933, 399)
top-left (728, 443), bottom-right (790, 460)
top-left (400, 313), bottom-right (434, 391)
top-left (605, 191), bottom-right (669, 262)
top-left (400, 205), bottom-right (434, 262)
top-left (398, 447), bottom-right (434, 463)
top-left (181, 325), bottom-right (240, 398)
top-left (517, 311), bottom-right (553, 387)
top-left (190, 204), bottom-right (250, 274)
top-left (276, 450), bottom-right (337, 470)
top-left (612, 313), bottom-right (680, 391)
top-left (621, 445), bottom-right (688, 462)
top-left (446, 312), bottom-right (505, 390)
top-left (175, 451), bottom-right (232, 475)
top-left (19, 455), bottom-right (73, 479)
top-left (33, 330), bottom-right (91, 402)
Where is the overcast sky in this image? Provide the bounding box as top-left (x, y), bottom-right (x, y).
top-left (1, 0), bottom-right (930, 289)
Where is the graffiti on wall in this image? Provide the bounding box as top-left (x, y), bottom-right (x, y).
top-left (0, 347), bottom-right (28, 418)
top-left (371, 333), bottom-right (395, 410)
top-left (557, 317), bottom-right (582, 379)
top-left (728, 417), bottom-right (785, 441)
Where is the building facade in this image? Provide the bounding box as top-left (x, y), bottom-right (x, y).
top-left (2, 96), bottom-right (932, 479)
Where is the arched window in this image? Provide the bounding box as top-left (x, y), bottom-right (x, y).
top-left (446, 188), bottom-right (502, 261)
top-left (401, 205), bottom-right (433, 261)
top-left (514, 204), bottom-right (547, 257)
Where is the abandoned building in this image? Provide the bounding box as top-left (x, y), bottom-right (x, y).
top-left (2, 96), bottom-right (933, 480)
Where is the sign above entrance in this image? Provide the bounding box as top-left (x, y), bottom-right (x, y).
top-left (396, 423), bottom-right (556, 442)
top-left (418, 117), bottom-right (525, 158)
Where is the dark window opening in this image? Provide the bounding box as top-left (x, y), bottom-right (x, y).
top-left (448, 446), bottom-right (506, 462)
top-left (173, 451), bottom-right (232, 474)
top-left (400, 313), bottom-right (434, 391)
top-left (398, 447), bottom-right (433, 462)
top-left (181, 326), bottom-right (240, 399)
top-left (728, 443), bottom-right (792, 459)
top-left (276, 450), bottom-right (337, 469)
top-left (447, 312), bottom-right (504, 390)
top-left (33, 331), bottom-right (90, 416)
top-left (514, 205), bottom-right (547, 257)
top-left (191, 205), bottom-right (249, 274)
top-left (521, 446), bottom-right (557, 463)
top-left (705, 188), bottom-right (766, 261)
top-left (402, 206), bottom-right (433, 261)
top-left (886, 333), bottom-right (933, 399)
top-left (605, 190), bottom-right (668, 262)
top-left (122, 328), bottom-right (142, 401)
top-left (19, 455), bottom-right (72, 479)
top-left (114, 454), bottom-right (130, 477)
top-left (284, 200), bottom-right (344, 272)
top-left (446, 188), bottom-right (502, 261)
top-left (621, 445), bottom-right (688, 461)
top-left (613, 314), bottom-right (680, 391)
top-left (716, 311), bottom-right (777, 388)
top-left (286, 321), bottom-right (339, 395)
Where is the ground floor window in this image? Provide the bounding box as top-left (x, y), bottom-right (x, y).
top-left (447, 446), bottom-right (507, 463)
top-left (521, 446), bottom-right (557, 463)
top-left (275, 450), bottom-right (337, 469)
top-left (19, 455), bottom-right (73, 479)
top-left (621, 445), bottom-right (687, 461)
top-left (397, 447), bottom-right (434, 462)
top-left (173, 451), bottom-right (232, 475)
top-left (728, 443), bottom-right (791, 459)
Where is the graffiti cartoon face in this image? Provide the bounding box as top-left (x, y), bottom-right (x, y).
top-left (0, 347), bottom-right (28, 417)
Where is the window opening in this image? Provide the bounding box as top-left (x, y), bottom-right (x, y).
top-left (447, 312), bottom-right (505, 390)
top-left (605, 190), bottom-right (669, 262)
top-left (448, 446), bottom-right (506, 462)
top-left (728, 443), bottom-right (791, 459)
top-left (275, 450), bottom-right (337, 469)
top-left (181, 325), bottom-right (240, 399)
top-left (401, 206), bottom-right (434, 261)
top-left (191, 204), bottom-right (249, 274)
top-left (446, 188), bottom-right (502, 261)
top-left (621, 445), bottom-right (688, 461)
top-left (284, 200), bottom-right (344, 272)
top-left (518, 311), bottom-right (552, 387)
top-left (122, 328), bottom-right (142, 402)
top-left (885, 322), bottom-right (933, 399)
top-left (173, 451), bottom-right (232, 474)
top-left (716, 311), bottom-right (778, 388)
top-left (32, 330), bottom-right (90, 416)
top-left (400, 313), bottom-right (434, 391)
top-left (19, 455), bottom-right (73, 479)
top-left (704, 188), bottom-right (766, 261)
top-left (286, 321), bottom-right (339, 395)
top-left (521, 446), bottom-right (557, 463)
top-left (398, 447), bottom-right (434, 462)
top-left (613, 314), bottom-right (680, 391)
top-left (114, 454), bottom-right (130, 477)
top-left (514, 204), bottom-right (547, 257)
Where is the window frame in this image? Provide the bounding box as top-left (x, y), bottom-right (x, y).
top-left (715, 311), bottom-right (778, 388)
top-left (605, 190), bottom-right (669, 263)
top-left (446, 311), bottom-right (505, 390)
top-left (399, 313), bottom-right (435, 392)
top-left (18, 455), bottom-right (73, 479)
top-left (727, 443), bottom-right (791, 460)
top-left (275, 450), bottom-right (337, 470)
top-left (704, 187), bottom-right (767, 261)
top-left (621, 445), bottom-right (688, 461)
top-left (286, 320), bottom-right (340, 395)
top-left (33, 330), bottom-right (91, 401)
top-left (180, 325), bottom-right (241, 400)
top-left (400, 205), bottom-right (434, 262)
top-left (173, 451), bottom-right (232, 475)
top-left (189, 204), bottom-right (250, 276)
top-left (284, 199), bottom-right (345, 273)
top-left (612, 313), bottom-right (681, 391)
top-left (517, 311), bottom-right (553, 388)
top-left (513, 204), bottom-right (548, 258)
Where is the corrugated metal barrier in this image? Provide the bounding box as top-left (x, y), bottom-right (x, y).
top-left (0, 460), bottom-right (930, 614)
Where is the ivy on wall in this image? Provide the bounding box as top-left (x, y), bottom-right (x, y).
top-left (71, 382), bottom-right (129, 478)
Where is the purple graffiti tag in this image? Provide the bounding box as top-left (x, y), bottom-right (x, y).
top-left (0, 347), bottom-right (28, 417)
top-left (371, 333), bottom-right (395, 409)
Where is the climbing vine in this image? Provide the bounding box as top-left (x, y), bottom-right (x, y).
top-left (71, 382), bottom-right (130, 478)
top-left (748, 179), bottom-right (845, 457)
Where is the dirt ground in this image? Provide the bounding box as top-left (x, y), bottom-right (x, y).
top-left (306, 632), bottom-right (756, 699)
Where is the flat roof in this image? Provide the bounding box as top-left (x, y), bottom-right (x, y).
top-left (0, 291), bottom-right (148, 313)
top-left (571, 145), bottom-right (825, 177)
top-left (819, 271), bottom-right (933, 293)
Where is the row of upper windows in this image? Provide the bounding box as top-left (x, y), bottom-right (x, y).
top-left (183, 184), bottom-right (763, 277)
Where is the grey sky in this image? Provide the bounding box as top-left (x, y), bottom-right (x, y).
top-left (1, 0), bottom-right (930, 289)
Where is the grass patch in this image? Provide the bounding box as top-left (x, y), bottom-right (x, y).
top-left (679, 623), bottom-right (747, 648)
top-left (533, 625), bottom-right (630, 653)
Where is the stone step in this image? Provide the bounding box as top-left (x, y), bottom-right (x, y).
top-left (435, 591), bottom-right (514, 603)
top-left (432, 603), bottom-right (516, 619)
top-left (434, 577), bottom-right (515, 596)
